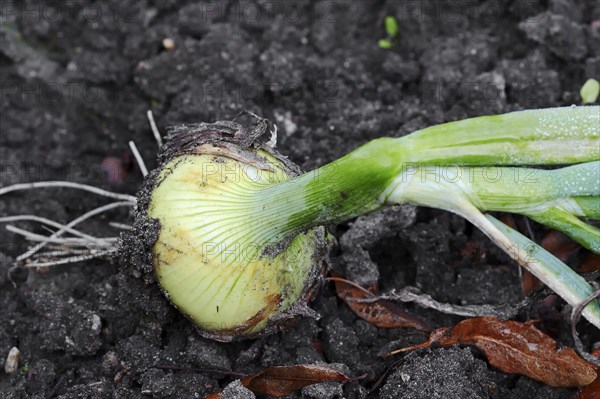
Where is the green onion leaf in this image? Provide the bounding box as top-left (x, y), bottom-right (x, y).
top-left (485, 214), bottom-right (600, 328)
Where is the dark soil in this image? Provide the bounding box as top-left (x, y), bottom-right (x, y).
top-left (1, 1), bottom-right (599, 398)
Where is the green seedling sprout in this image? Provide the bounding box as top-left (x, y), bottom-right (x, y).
top-left (1, 106), bottom-right (599, 341)
top-left (581, 79), bottom-right (600, 104)
top-left (385, 16), bottom-right (399, 37)
top-left (378, 16), bottom-right (398, 49)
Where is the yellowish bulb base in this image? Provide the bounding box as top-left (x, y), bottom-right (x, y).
top-left (147, 143), bottom-right (326, 341)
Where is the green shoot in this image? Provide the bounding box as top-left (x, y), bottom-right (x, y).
top-left (385, 16), bottom-right (399, 38)
top-left (378, 16), bottom-right (399, 49)
top-left (581, 79), bottom-right (600, 104)
top-left (378, 39), bottom-right (393, 49)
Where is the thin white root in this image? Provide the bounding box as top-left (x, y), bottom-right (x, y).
top-left (266, 124), bottom-right (278, 147)
top-left (0, 181), bottom-right (136, 203)
top-left (2, 124), bottom-right (155, 269)
top-left (129, 141), bottom-right (149, 177)
top-left (32, 248), bottom-right (111, 257)
top-left (108, 222), bottom-right (133, 230)
top-left (147, 109), bottom-right (163, 147)
top-left (5, 225), bottom-right (118, 244)
top-left (24, 249), bottom-right (118, 267)
top-left (0, 215), bottom-right (100, 241)
top-left (2, 175), bottom-right (137, 272)
top-left (1, 216), bottom-right (124, 269)
top-left (16, 201), bottom-right (133, 262)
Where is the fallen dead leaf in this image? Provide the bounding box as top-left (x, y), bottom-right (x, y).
top-left (388, 316), bottom-right (596, 388)
top-left (576, 348), bottom-right (600, 399)
top-left (579, 253), bottom-right (600, 274)
top-left (520, 269), bottom-right (541, 295)
top-left (542, 230), bottom-right (580, 262)
top-left (541, 230), bottom-right (599, 273)
top-left (204, 364), bottom-right (354, 398)
top-left (329, 276), bottom-right (429, 331)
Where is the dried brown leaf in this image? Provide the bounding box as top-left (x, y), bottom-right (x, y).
top-left (520, 268), bottom-right (541, 294)
top-left (390, 316), bottom-right (595, 388)
top-left (331, 276), bottom-right (429, 331)
top-left (576, 378), bottom-right (600, 399)
top-left (542, 230), bottom-right (579, 261)
top-left (576, 349), bottom-right (600, 399)
top-left (579, 253), bottom-right (600, 273)
top-left (204, 364), bottom-right (353, 398)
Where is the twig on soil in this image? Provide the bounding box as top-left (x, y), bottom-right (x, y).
top-left (150, 365), bottom-right (246, 377)
top-left (523, 216), bottom-right (536, 242)
top-left (147, 110), bottom-right (163, 147)
top-left (45, 375), bottom-right (66, 399)
top-left (128, 141), bottom-right (149, 177)
top-left (326, 276), bottom-right (547, 319)
top-left (348, 286), bottom-right (546, 319)
top-left (369, 358), bottom-right (405, 395)
top-left (0, 181), bottom-right (136, 203)
top-left (571, 284), bottom-right (600, 367)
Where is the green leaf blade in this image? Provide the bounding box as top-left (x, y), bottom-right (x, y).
top-left (400, 106), bottom-right (600, 166)
top-left (485, 215), bottom-right (600, 328)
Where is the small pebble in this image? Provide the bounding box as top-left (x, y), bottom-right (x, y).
top-left (162, 38), bottom-right (175, 51)
top-left (4, 347), bottom-right (20, 374)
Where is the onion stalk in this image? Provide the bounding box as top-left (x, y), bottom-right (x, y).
top-left (135, 106), bottom-right (600, 340)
